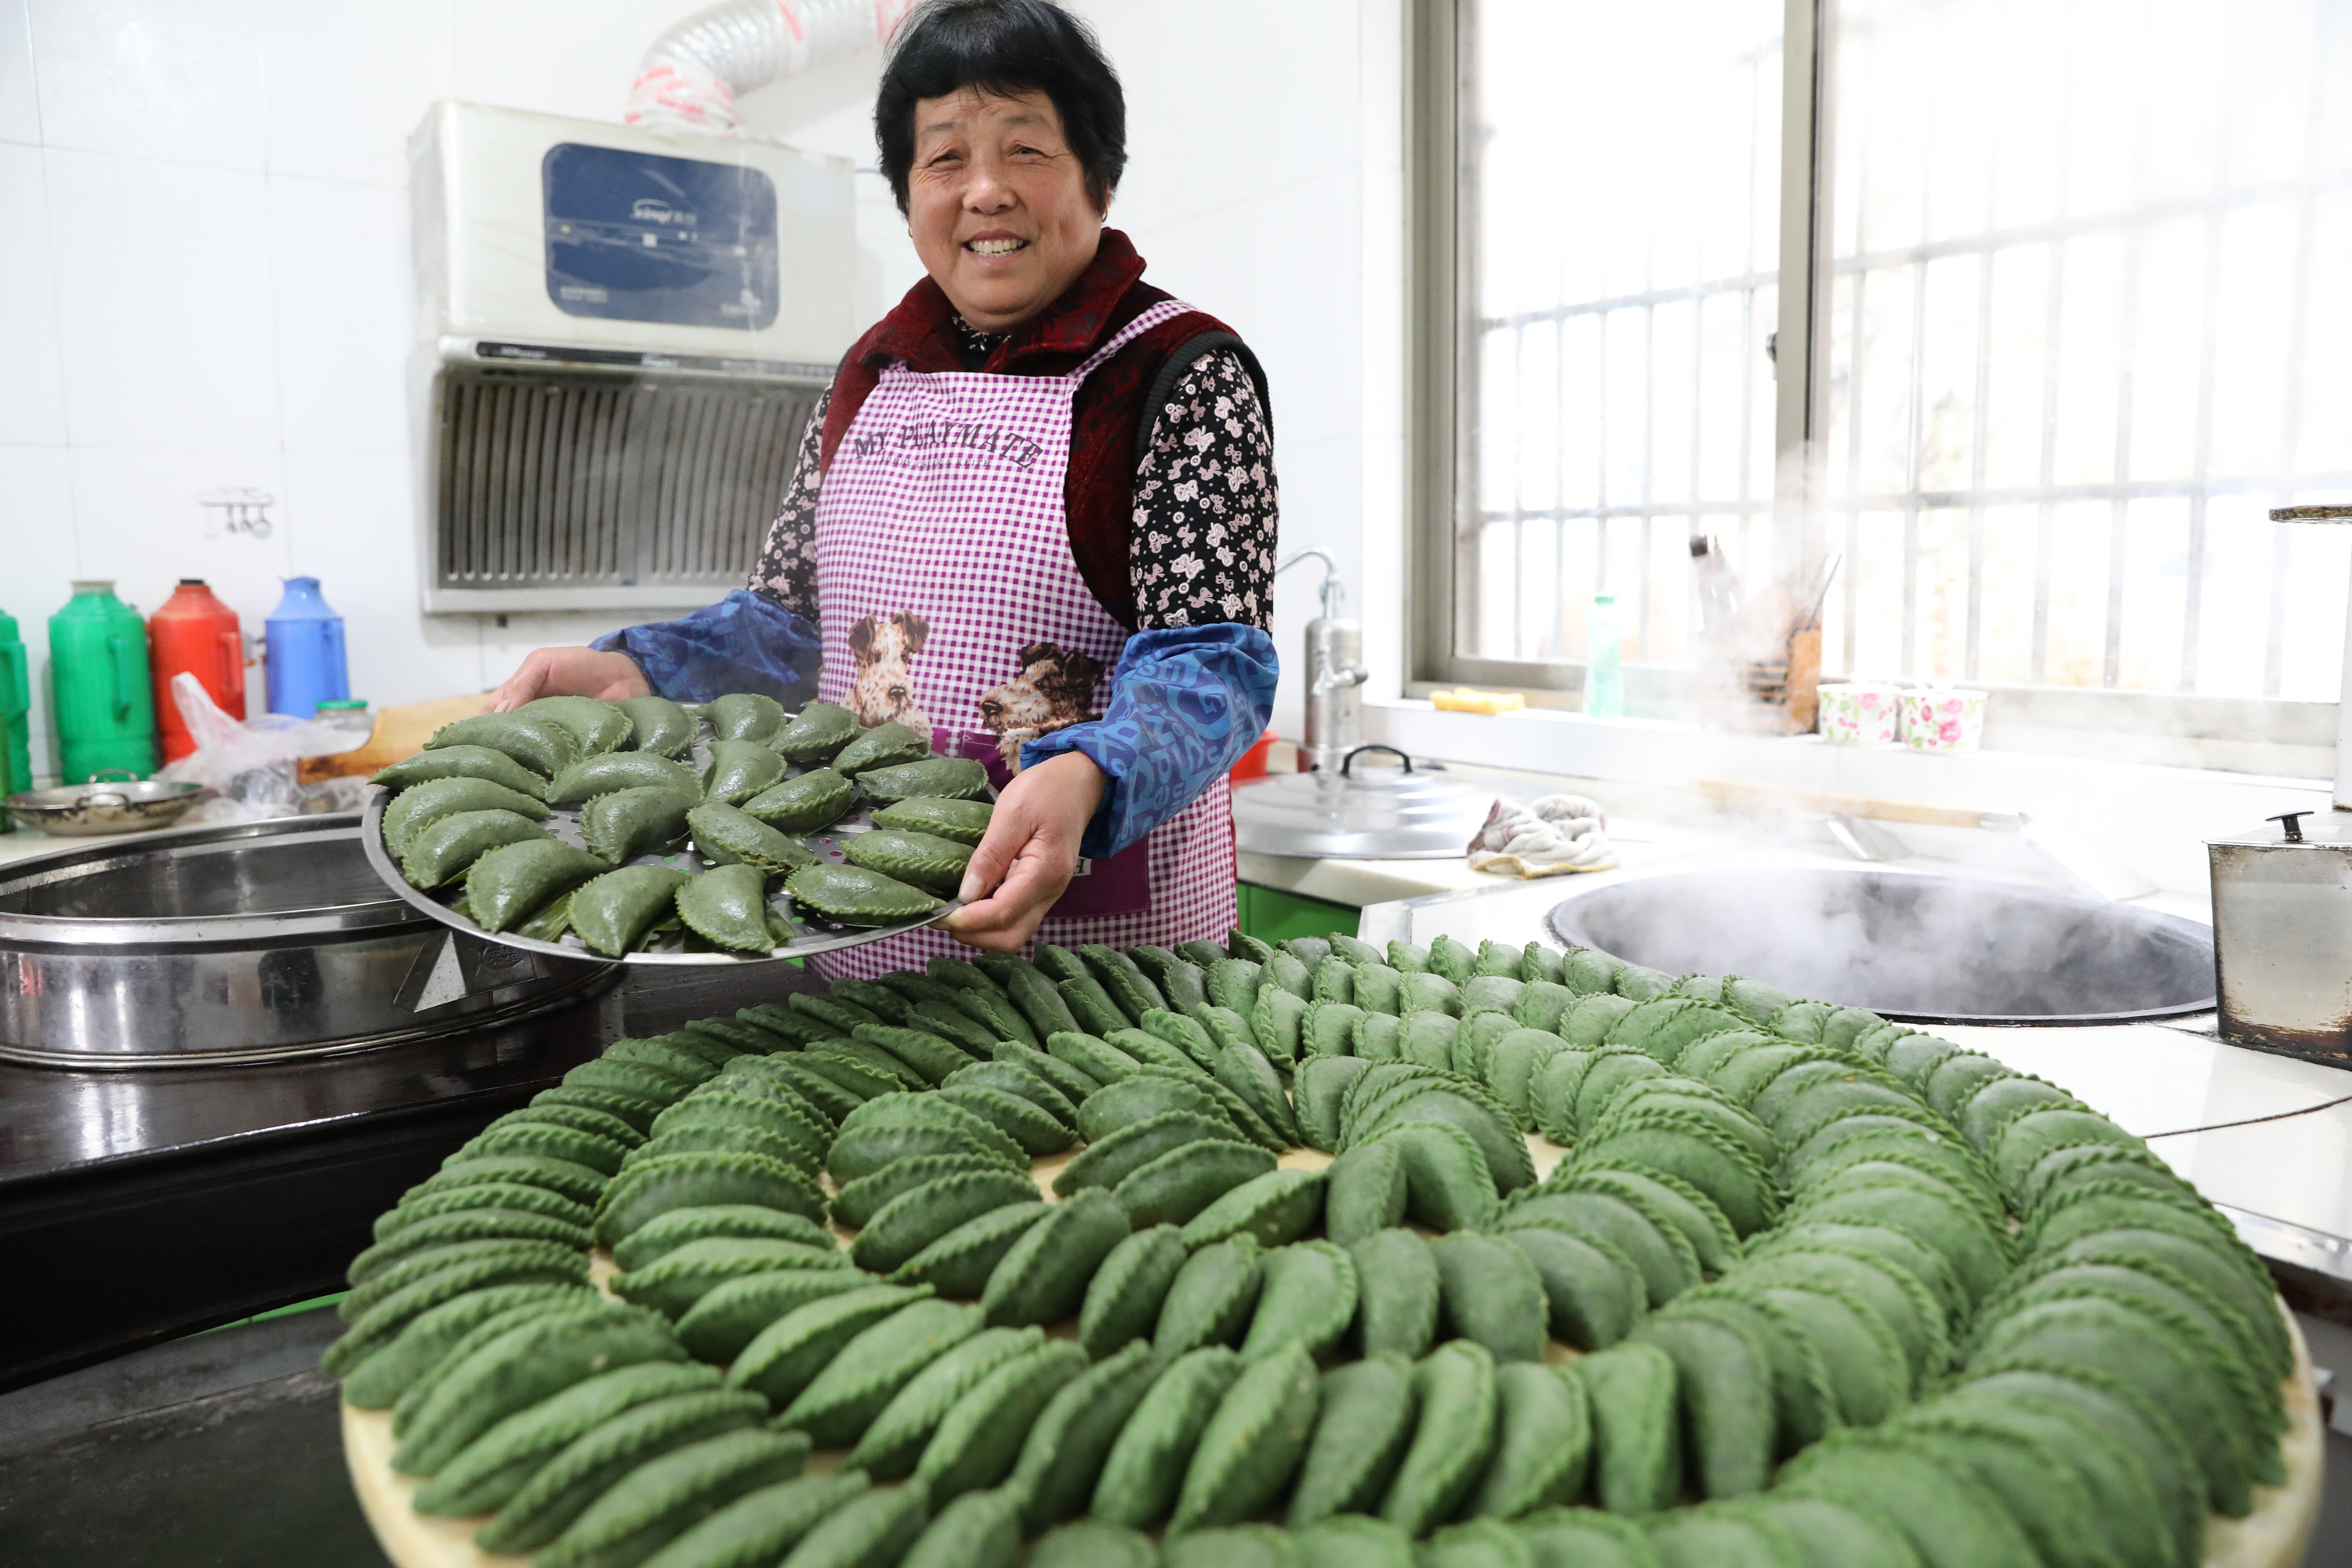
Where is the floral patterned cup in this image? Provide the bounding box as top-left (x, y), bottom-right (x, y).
top-left (1899, 687), bottom-right (1987, 752)
top-left (1817, 682), bottom-right (1902, 745)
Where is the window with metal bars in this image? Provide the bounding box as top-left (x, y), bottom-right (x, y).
top-left (1414, 0), bottom-right (2352, 759)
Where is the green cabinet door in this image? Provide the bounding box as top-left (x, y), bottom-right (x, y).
top-left (1236, 883), bottom-right (1360, 946)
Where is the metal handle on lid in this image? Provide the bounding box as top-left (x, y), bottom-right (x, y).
top-left (1341, 743), bottom-right (1412, 778)
top-left (2270, 811), bottom-right (2312, 843)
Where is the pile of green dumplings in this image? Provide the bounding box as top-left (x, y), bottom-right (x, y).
top-left (368, 693), bottom-right (995, 956)
top-left (328, 927), bottom-right (2297, 1568)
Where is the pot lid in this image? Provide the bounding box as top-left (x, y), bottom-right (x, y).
top-left (2209, 808), bottom-right (2352, 849)
top-left (1232, 745), bottom-right (1497, 859)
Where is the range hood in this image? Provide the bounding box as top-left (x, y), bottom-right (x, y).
top-left (408, 103), bottom-right (855, 614)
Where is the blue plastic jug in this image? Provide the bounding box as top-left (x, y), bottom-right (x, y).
top-left (264, 577), bottom-right (349, 720)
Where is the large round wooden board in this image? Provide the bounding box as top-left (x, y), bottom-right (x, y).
top-left (344, 1134), bottom-right (2325, 1567)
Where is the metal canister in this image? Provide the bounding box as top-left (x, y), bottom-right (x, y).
top-left (1277, 548), bottom-right (1370, 773)
top-left (1301, 612), bottom-right (1369, 774)
top-left (2209, 810), bottom-right (2352, 1066)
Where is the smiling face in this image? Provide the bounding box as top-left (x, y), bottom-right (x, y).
top-left (906, 87), bottom-right (1105, 333)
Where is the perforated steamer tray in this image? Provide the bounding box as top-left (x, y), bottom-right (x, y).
top-left (339, 1133), bottom-right (2327, 1568)
top-left (358, 735), bottom-right (984, 966)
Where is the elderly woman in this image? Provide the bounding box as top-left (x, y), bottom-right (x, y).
top-left (492, 0), bottom-right (1278, 971)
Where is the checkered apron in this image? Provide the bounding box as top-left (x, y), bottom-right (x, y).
top-left (809, 299), bottom-right (1236, 978)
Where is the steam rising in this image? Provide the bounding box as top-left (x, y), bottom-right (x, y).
top-left (1545, 869), bottom-right (2213, 1023)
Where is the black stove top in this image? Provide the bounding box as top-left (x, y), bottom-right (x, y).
top-left (0, 963), bottom-right (818, 1392)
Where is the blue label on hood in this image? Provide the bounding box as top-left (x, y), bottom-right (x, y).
top-left (543, 143), bottom-right (779, 331)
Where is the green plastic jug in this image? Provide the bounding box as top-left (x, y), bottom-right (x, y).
top-left (0, 605), bottom-right (27, 821)
top-left (49, 582), bottom-right (156, 784)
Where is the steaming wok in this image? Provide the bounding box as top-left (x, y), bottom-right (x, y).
top-left (1545, 868), bottom-right (2214, 1025)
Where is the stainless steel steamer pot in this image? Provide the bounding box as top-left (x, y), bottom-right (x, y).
top-left (0, 815), bottom-right (614, 1068)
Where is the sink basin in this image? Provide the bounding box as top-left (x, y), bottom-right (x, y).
top-left (1544, 868), bottom-right (2216, 1025)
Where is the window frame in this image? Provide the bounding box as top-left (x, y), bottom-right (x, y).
top-left (1401, 0), bottom-right (2340, 765)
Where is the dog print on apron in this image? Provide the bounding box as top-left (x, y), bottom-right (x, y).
top-left (809, 299), bottom-right (1236, 978)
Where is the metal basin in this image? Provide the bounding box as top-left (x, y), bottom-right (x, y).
top-left (1545, 867), bottom-right (2215, 1024)
top-left (0, 815), bottom-right (612, 1068)
top-left (9, 777), bottom-right (205, 837)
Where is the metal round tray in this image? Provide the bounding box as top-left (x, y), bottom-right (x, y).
top-left (358, 763), bottom-right (972, 967)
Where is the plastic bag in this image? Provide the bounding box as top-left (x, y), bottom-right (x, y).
top-left (156, 673), bottom-right (368, 825)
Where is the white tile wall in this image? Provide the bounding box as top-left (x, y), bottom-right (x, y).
top-left (257, 0), bottom-right (453, 187)
top-left (0, 445), bottom-right (78, 775)
top-left (278, 448), bottom-right (481, 707)
top-left (0, 0), bottom-right (41, 146)
top-left (0, 143), bottom-right (67, 445)
top-left (67, 445), bottom-right (293, 615)
top-left (26, 0), bottom-right (267, 170)
top-left (268, 174), bottom-right (412, 454)
top-left (3, 0), bottom-right (1394, 783)
top-left (46, 149), bottom-right (283, 451)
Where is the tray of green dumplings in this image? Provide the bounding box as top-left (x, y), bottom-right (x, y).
top-left (330, 929), bottom-right (2321, 1568)
top-left (358, 692), bottom-right (998, 964)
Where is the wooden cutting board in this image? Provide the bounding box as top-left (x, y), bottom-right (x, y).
top-left (302, 695), bottom-right (492, 782)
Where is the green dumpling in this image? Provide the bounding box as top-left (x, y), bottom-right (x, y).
top-left (571, 866), bottom-right (691, 955)
top-left (517, 695), bottom-right (633, 757)
top-left (786, 864), bottom-right (947, 926)
top-left (688, 802), bottom-right (821, 874)
top-left (846, 829), bottom-right (975, 896)
top-left (856, 757), bottom-right (990, 806)
top-left (740, 768), bottom-right (858, 833)
top-left (870, 797), bottom-right (995, 847)
top-left (833, 721), bottom-right (933, 776)
top-left (772, 702), bottom-right (862, 764)
top-left (677, 863), bottom-right (782, 954)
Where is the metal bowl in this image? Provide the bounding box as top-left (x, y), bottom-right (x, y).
top-left (9, 775), bottom-right (205, 836)
top-left (0, 815), bottom-right (613, 1067)
top-left (1545, 866), bottom-right (2216, 1025)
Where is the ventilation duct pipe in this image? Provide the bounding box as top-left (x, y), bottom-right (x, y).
top-left (626, 0), bottom-right (918, 137)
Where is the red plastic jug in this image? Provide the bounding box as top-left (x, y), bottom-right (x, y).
top-left (148, 579), bottom-right (245, 762)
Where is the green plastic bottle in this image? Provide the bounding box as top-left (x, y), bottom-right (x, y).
top-left (49, 582), bottom-right (156, 783)
top-left (0, 605), bottom-right (27, 821)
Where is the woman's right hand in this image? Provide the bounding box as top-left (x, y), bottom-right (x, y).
top-left (488, 648), bottom-right (651, 712)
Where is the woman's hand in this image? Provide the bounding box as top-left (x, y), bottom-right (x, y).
top-left (943, 751), bottom-right (1108, 953)
top-left (488, 648), bottom-right (650, 712)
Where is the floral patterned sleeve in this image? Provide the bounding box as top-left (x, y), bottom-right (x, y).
top-left (1130, 349), bottom-right (1278, 632)
top-left (744, 387), bottom-right (828, 622)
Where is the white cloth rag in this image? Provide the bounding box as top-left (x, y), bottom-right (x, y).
top-left (1467, 793), bottom-right (1616, 877)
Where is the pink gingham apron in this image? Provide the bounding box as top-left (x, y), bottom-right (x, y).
top-left (809, 299), bottom-right (1236, 978)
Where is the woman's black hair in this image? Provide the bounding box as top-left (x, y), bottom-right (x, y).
top-left (875, 0), bottom-right (1127, 215)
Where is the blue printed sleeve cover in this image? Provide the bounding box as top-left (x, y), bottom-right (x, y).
top-left (593, 589), bottom-right (822, 706)
top-left (1021, 622), bottom-right (1279, 861)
